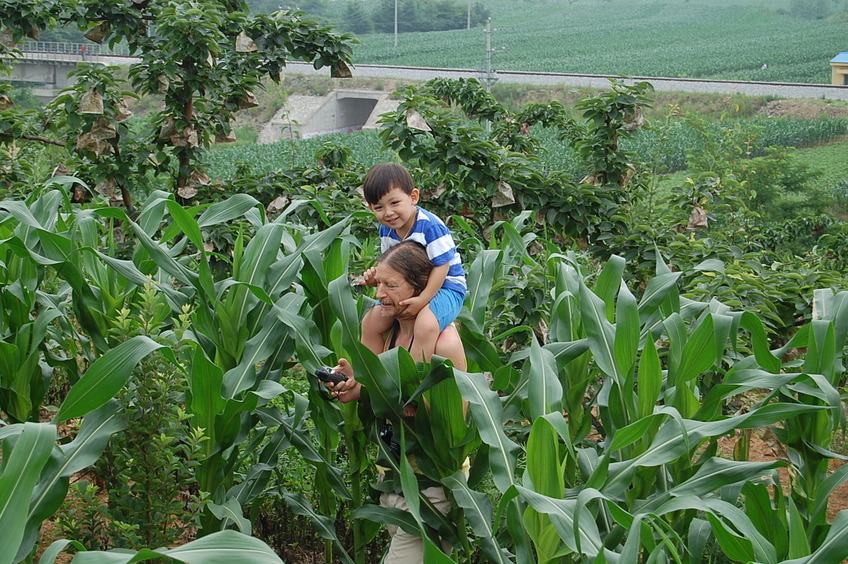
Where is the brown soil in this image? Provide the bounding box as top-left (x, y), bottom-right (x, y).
top-left (718, 428), bottom-right (848, 521)
top-left (758, 98), bottom-right (848, 119)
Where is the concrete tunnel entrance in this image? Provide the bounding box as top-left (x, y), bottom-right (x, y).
top-left (259, 89), bottom-right (400, 143)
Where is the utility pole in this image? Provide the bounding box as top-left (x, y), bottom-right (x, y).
top-left (394, 0), bottom-right (398, 48)
top-left (478, 18), bottom-right (504, 133)
top-left (479, 18), bottom-right (502, 91)
top-left (467, 0), bottom-right (471, 29)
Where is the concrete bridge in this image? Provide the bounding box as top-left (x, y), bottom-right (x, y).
top-left (4, 42), bottom-right (394, 137)
top-left (2, 42), bottom-right (130, 100)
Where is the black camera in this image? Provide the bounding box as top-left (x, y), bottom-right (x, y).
top-left (379, 423), bottom-right (401, 458)
top-left (313, 366), bottom-right (348, 385)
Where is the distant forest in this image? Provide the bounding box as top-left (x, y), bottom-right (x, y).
top-left (247, 0), bottom-right (492, 34)
top-left (32, 0), bottom-right (844, 45)
top-left (35, 0), bottom-right (491, 43)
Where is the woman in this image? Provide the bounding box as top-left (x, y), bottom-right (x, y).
top-left (328, 240), bottom-right (466, 403)
top-left (325, 240), bottom-right (467, 563)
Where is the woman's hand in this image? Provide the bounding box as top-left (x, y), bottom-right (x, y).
top-left (324, 358), bottom-right (362, 402)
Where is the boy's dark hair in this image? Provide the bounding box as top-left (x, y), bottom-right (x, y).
top-left (362, 163), bottom-right (415, 204)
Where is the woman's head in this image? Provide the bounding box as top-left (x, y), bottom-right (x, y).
top-left (376, 241), bottom-right (431, 297)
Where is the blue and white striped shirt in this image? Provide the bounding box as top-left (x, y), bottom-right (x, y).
top-left (379, 206), bottom-right (466, 296)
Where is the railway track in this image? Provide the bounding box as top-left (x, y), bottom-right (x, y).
top-left (285, 61), bottom-right (848, 102)
top-left (15, 43), bottom-right (848, 102)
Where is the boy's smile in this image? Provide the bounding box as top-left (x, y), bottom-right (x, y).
top-left (368, 186), bottom-right (419, 239)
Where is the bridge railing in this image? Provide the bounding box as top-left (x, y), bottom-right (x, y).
top-left (19, 41), bottom-right (132, 58)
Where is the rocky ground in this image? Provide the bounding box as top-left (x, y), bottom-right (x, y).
top-left (760, 98), bottom-right (848, 119)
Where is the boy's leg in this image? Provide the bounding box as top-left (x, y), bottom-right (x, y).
top-left (361, 305), bottom-right (394, 354)
top-left (410, 288), bottom-right (463, 363)
top-left (410, 305), bottom-right (439, 363)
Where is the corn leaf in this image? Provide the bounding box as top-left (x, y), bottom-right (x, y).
top-left (54, 336), bottom-right (177, 422)
top-left (0, 423), bottom-right (56, 564)
top-left (527, 335), bottom-right (562, 419)
top-left (455, 369), bottom-right (520, 493)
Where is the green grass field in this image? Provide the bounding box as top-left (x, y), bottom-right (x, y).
top-left (794, 137), bottom-right (848, 213)
top-left (793, 137), bottom-right (848, 188)
top-left (348, 0), bottom-right (848, 84)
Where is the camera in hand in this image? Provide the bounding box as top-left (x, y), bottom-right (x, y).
top-left (379, 423), bottom-right (401, 458)
top-left (314, 366), bottom-right (348, 385)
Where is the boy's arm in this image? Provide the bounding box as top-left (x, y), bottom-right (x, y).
top-left (361, 266), bottom-right (378, 287)
top-left (399, 263), bottom-right (449, 316)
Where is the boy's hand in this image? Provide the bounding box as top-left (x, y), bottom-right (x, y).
top-left (361, 267), bottom-right (378, 287)
top-left (399, 295), bottom-right (428, 318)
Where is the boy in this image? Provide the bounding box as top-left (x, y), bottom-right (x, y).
top-left (360, 163), bottom-right (466, 363)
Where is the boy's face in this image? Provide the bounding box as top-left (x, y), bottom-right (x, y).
top-left (368, 185), bottom-right (419, 238)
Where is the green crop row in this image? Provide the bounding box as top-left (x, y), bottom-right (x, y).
top-left (350, 0), bottom-right (847, 84)
top-left (204, 131), bottom-right (392, 179)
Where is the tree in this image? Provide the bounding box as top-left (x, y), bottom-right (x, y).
top-left (343, 1), bottom-right (374, 35)
top-left (372, 0), bottom-right (395, 33)
top-left (0, 0), bottom-right (354, 207)
top-left (789, 0), bottom-right (833, 19)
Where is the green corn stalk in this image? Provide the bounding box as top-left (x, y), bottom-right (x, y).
top-left (0, 401), bottom-right (126, 564)
top-left (38, 530), bottom-right (283, 564)
top-left (523, 415), bottom-right (568, 564)
top-left (295, 228), bottom-right (372, 563)
top-left (454, 237), bottom-right (848, 561)
top-left (36, 190), bottom-right (355, 551)
top-left (768, 289), bottom-right (848, 547)
top-left (0, 181), bottom-right (118, 422)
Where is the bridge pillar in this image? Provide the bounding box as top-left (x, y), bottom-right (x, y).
top-left (5, 59), bottom-right (79, 100)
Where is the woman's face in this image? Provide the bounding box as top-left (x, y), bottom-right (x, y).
top-left (374, 262), bottom-right (415, 319)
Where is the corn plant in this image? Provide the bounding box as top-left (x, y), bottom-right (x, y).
top-left (0, 407), bottom-right (125, 564)
top-left (37, 530), bottom-right (283, 563)
top-left (0, 178), bottom-right (112, 424)
top-left (441, 220), bottom-right (848, 562)
top-left (65, 192), bottom-right (359, 546)
top-left (0, 184), bottom-right (366, 560)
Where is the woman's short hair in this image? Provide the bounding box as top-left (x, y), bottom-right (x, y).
top-left (378, 241), bottom-right (431, 296)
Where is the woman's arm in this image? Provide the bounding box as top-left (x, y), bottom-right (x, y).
top-left (327, 324), bottom-right (466, 402)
